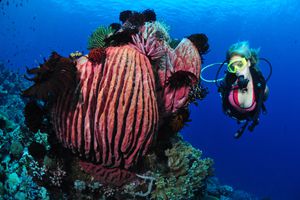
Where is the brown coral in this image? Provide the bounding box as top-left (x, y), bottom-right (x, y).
top-left (168, 108), bottom-right (191, 133)
top-left (151, 136), bottom-right (214, 200)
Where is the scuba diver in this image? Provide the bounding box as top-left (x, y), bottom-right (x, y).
top-left (201, 41), bottom-right (272, 138)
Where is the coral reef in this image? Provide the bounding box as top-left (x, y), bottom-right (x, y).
top-left (20, 9), bottom-right (213, 191)
top-left (204, 177), bottom-right (260, 200)
top-left (0, 62), bottom-right (29, 124)
top-left (0, 63), bottom-right (261, 199)
top-left (0, 9), bottom-right (261, 200)
top-left (1, 65), bottom-right (211, 199)
top-left (150, 135), bottom-right (214, 200)
top-left (0, 117), bottom-right (50, 199)
top-left (0, 64), bottom-right (50, 199)
top-left (23, 46), bottom-right (160, 186)
top-left (0, 112), bottom-right (15, 132)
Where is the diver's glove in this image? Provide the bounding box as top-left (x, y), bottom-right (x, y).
top-left (248, 119), bottom-right (259, 132)
top-left (234, 120), bottom-right (249, 139)
top-left (217, 81), bottom-right (227, 94)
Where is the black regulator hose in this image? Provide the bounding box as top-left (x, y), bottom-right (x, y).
top-left (215, 60), bottom-right (227, 88)
top-left (259, 58), bottom-right (272, 82)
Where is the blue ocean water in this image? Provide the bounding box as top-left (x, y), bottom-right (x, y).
top-left (0, 0), bottom-right (299, 199)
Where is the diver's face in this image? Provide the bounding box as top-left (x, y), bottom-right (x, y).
top-left (228, 55), bottom-right (250, 76)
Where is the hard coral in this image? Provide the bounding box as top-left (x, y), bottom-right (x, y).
top-left (0, 112), bottom-right (15, 132)
top-left (9, 140), bottom-right (24, 159)
top-left (151, 137), bottom-right (214, 200)
top-left (1, 135), bottom-right (50, 200)
top-left (48, 164), bottom-right (66, 187)
top-left (0, 63), bottom-right (28, 124)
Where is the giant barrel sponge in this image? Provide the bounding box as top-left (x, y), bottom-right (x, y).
top-left (22, 22), bottom-right (207, 186)
top-left (53, 46), bottom-right (158, 168)
top-left (23, 45), bottom-right (158, 185)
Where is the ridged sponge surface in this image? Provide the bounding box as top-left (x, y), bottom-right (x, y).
top-left (52, 45), bottom-right (158, 169)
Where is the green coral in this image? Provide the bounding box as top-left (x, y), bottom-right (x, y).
top-left (0, 111), bottom-right (49, 199)
top-left (5, 172), bottom-right (20, 193)
top-left (0, 112), bottom-right (15, 132)
top-left (34, 130), bottom-right (50, 150)
top-left (10, 140), bottom-right (24, 159)
top-left (5, 165), bottom-right (49, 199)
top-left (87, 26), bottom-right (113, 49)
top-left (43, 156), bottom-right (56, 169)
top-left (151, 137), bottom-right (214, 200)
top-left (0, 182), bottom-right (4, 196)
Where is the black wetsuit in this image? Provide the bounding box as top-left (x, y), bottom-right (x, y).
top-left (219, 66), bottom-right (267, 122)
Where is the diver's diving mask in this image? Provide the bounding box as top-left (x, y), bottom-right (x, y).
top-left (227, 57), bottom-right (248, 73)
